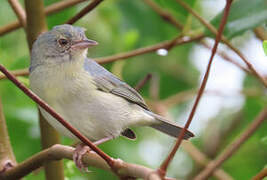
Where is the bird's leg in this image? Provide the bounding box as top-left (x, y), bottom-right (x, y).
top-left (73, 136), bottom-right (113, 172)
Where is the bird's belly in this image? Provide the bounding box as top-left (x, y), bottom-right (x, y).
top-left (40, 89), bottom-right (134, 141)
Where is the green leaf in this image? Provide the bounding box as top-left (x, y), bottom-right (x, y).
top-left (206, 0), bottom-right (267, 39)
top-left (263, 40), bottom-right (267, 56)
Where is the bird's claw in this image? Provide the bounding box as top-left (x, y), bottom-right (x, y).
top-left (73, 144), bottom-right (91, 172)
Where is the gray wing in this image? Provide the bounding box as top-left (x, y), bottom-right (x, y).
top-left (84, 58), bottom-right (149, 110)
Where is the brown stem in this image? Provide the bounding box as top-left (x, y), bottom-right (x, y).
top-left (0, 144), bottom-right (165, 180)
top-left (7, 0), bottom-right (26, 28)
top-left (143, 0), bottom-right (183, 29)
top-left (0, 97), bottom-right (17, 173)
top-left (0, 0), bottom-right (87, 36)
top-left (39, 113), bottom-right (64, 180)
top-left (134, 73), bottom-right (152, 91)
top-left (252, 167), bottom-right (267, 180)
top-left (158, 0), bottom-right (233, 177)
top-left (194, 106), bottom-right (267, 180)
top-left (0, 68), bottom-right (29, 80)
top-left (175, 0), bottom-right (267, 88)
top-left (66, 0), bottom-right (104, 24)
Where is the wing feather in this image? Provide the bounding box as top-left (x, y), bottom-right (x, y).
top-left (84, 58), bottom-right (149, 110)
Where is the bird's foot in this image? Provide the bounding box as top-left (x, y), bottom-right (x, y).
top-left (73, 143), bottom-right (91, 172)
top-left (73, 137), bottom-right (113, 172)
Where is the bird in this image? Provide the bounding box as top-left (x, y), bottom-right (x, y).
top-left (29, 24), bottom-right (194, 170)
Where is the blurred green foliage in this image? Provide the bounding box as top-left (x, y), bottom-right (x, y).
top-left (0, 0), bottom-right (266, 179)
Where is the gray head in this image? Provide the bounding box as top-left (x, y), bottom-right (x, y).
top-left (30, 24), bottom-right (98, 72)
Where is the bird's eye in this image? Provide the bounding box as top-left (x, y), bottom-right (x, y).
top-left (58, 38), bottom-right (68, 46)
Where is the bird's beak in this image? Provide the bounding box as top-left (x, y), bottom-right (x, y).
top-left (71, 39), bottom-right (98, 49)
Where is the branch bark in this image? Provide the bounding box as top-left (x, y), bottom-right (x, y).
top-left (252, 167), bottom-right (267, 180)
top-left (194, 106), bottom-right (267, 180)
top-left (0, 144), bottom-right (164, 180)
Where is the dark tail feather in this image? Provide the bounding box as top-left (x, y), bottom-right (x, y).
top-left (146, 111), bottom-right (194, 139)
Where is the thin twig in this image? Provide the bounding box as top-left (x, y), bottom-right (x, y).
top-left (96, 34), bottom-right (204, 64)
top-left (0, 68), bottom-right (28, 80)
top-left (46, 0), bottom-right (87, 15)
top-left (175, 0), bottom-right (267, 88)
top-left (66, 0), bottom-right (104, 24)
top-left (194, 106), bottom-right (267, 180)
top-left (135, 73), bottom-right (152, 91)
top-left (0, 64), bottom-right (114, 167)
top-left (143, 0), bottom-right (183, 29)
top-left (8, 0), bottom-right (26, 28)
top-left (0, 144), bottom-right (164, 180)
top-left (157, 0), bottom-right (233, 177)
top-left (0, 0), bottom-right (87, 36)
top-left (252, 167), bottom-right (267, 180)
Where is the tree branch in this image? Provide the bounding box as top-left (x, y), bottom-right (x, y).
top-left (0, 97), bottom-right (17, 173)
top-left (0, 144), bottom-right (165, 180)
top-left (134, 73), bottom-right (152, 92)
top-left (0, 68), bottom-right (28, 80)
top-left (7, 0), bottom-right (26, 28)
top-left (158, 0), bottom-right (233, 177)
top-left (194, 106), bottom-right (267, 180)
top-left (252, 167), bottom-right (267, 180)
top-left (66, 0), bottom-right (104, 24)
top-left (0, 0), bottom-right (87, 36)
top-left (95, 34), bottom-right (204, 64)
